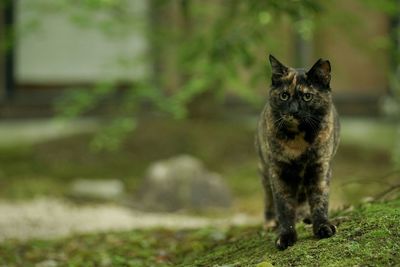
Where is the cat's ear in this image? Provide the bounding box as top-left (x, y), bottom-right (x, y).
top-left (269, 54), bottom-right (288, 86)
top-left (307, 58), bottom-right (331, 89)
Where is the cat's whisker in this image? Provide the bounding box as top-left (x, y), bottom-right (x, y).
top-left (273, 117), bottom-right (286, 131)
top-left (303, 116), bottom-right (318, 135)
top-left (273, 117), bottom-right (284, 125)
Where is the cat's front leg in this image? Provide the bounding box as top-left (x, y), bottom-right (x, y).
top-left (260, 168), bottom-right (277, 230)
top-left (305, 164), bottom-right (336, 239)
top-left (270, 167), bottom-right (298, 250)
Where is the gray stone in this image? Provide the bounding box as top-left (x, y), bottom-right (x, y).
top-left (70, 179), bottom-right (125, 201)
top-left (137, 155), bottom-right (232, 211)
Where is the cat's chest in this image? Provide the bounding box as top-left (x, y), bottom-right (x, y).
top-left (276, 132), bottom-right (310, 159)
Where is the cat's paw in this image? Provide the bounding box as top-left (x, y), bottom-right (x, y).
top-left (314, 222), bottom-right (336, 239)
top-left (275, 230), bottom-right (297, 250)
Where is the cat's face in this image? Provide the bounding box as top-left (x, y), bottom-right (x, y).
top-left (268, 55), bottom-right (332, 129)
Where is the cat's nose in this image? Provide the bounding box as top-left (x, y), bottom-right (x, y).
top-left (289, 102), bottom-right (299, 115)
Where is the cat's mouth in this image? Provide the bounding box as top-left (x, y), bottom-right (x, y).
top-left (282, 114), bottom-right (300, 129)
top-left (283, 114), bottom-right (299, 124)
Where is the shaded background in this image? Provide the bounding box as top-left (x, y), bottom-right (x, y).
top-left (0, 0), bottom-right (399, 216)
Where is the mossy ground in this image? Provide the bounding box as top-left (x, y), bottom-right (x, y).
top-left (1, 198), bottom-right (399, 266)
top-left (180, 198), bottom-right (400, 267)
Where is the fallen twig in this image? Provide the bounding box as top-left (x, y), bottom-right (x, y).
top-left (374, 183), bottom-right (400, 201)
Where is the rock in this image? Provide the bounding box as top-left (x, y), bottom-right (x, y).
top-left (137, 155), bottom-right (232, 211)
top-left (69, 179), bottom-right (125, 201)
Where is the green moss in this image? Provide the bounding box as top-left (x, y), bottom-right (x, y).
top-left (1, 199), bottom-right (399, 266)
top-left (182, 199), bottom-right (400, 267)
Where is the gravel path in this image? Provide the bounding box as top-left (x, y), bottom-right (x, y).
top-left (0, 198), bottom-right (259, 242)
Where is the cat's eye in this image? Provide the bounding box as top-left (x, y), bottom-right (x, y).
top-left (303, 93), bottom-right (313, 102)
top-left (280, 92), bottom-right (290, 101)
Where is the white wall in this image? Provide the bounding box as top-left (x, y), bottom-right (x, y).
top-left (16, 0), bottom-right (149, 84)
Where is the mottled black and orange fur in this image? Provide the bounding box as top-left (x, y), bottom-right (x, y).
top-left (255, 55), bottom-right (340, 250)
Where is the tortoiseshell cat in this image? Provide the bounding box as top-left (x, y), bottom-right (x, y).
top-left (255, 55), bottom-right (340, 250)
